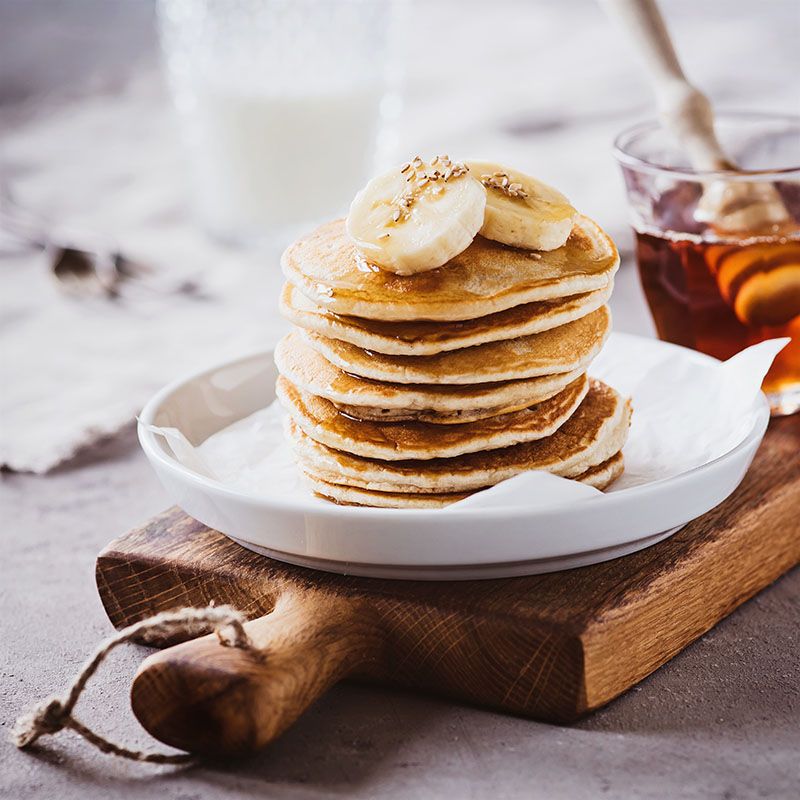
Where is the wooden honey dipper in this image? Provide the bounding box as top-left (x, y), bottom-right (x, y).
top-left (601, 0), bottom-right (793, 235)
top-left (602, 0), bottom-right (800, 330)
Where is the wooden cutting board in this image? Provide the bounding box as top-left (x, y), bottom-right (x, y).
top-left (96, 417), bottom-right (799, 756)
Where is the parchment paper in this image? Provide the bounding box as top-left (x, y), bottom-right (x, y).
top-left (146, 335), bottom-right (787, 511)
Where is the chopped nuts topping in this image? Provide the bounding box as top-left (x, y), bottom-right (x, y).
top-left (480, 171), bottom-right (529, 199)
top-left (390, 155), bottom-right (470, 222)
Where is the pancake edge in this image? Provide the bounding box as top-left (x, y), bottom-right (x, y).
top-left (277, 374), bottom-right (590, 461)
top-left (282, 214), bottom-right (620, 322)
top-left (306, 451), bottom-right (625, 508)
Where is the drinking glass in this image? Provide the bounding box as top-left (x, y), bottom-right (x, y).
top-left (614, 112), bottom-right (800, 416)
top-left (158, 0), bottom-right (399, 244)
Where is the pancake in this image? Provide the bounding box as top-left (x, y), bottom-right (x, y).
top-left (303, 305), bottom-right (610, 385)
top-left (280, 281), bottom-right (613, 355)
top-left (282, 215), bottom-right (619, 322)
top-left (274, 331), bottom-right (585, 420)
top-left (305, 452), bottom-right (625, 509)
top-left (330, 401), bottom-right (534, 425)
top-left (304, 476), bottom-right (471, 509)
top-left (276, 374), bottom-right (589, 461)
top-left (575, 450), bottom-right (624, 489)
top-left (288, 379), bottom-right (632, 493)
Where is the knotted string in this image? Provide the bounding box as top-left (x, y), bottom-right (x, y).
top-left (11, 605), bottom-right (252, 764)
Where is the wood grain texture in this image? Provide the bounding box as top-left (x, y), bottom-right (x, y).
top-left (131, 591), bottom-right (385, 755)
top-left (97, 417), bottom-right (799, 754)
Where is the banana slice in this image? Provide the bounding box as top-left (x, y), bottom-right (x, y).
top-left (346, 155), bottom-right (486, 275)
top-left (467, 160), bottom-right (577, 251)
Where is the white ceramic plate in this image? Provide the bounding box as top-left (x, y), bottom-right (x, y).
top-left (138, 335), bottom-right (769, 580)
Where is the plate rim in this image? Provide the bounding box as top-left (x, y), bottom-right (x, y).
top-left (137, 332), bottom-right (770, 521)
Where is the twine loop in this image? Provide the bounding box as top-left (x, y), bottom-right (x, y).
top-left (15, 697), bottom-right (68, 745)
top-left (11, 605), bottom-right (252, 764)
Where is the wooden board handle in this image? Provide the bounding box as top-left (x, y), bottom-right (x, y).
top-left (130, 590), bottom-right (383, 756)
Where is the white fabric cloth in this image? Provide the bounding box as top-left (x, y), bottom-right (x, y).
top-left (2, 0), bottom-right (797, 472)
top-left (0, 77), bottom-right (288, 472)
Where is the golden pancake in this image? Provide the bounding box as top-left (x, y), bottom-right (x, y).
top-left (274, 330), bottom-right (585, 419)
top-left (305, 476), bottom-right (471, 508)
top-left (303, 305), bottom-right (610, 385)
top-left (280, 280), bottom-right (613, 355)
top-left (282, 215), bottom-right (619, 321)
top-left (574, 450), bottom-right (624, 489)
top-left (277, 374), bottom-right (589, 461)
top-left (288, 379), bottom-right (631, 494)
top-left (329, 401), bottom-right (532, 425)
top-left (305, 452), bottom-right (624, 509)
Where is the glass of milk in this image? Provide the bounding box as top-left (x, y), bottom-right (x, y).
top-left (158, 0), bottom-right (399, 244)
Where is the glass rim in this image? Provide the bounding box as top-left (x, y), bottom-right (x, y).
top-left (613, 110), bottom-right (800, 182)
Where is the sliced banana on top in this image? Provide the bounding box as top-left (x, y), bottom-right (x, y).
top-left (466, 160), bottom-right (577, 251)
top-left (346, 155), bottom-right (486, 275)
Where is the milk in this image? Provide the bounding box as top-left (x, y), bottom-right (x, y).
top-left (157, 0), bottom-right (397, 244)
top-left (183, 83), bottom-right (383, 242)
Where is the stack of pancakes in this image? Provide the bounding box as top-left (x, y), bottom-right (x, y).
top-left (275, 214), bottom-right (632, 508)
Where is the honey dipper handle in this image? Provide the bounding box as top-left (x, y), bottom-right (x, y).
top-left (130, 590), bottom-right (383, 756)
top-left (599, 0), bottom-right (733, 170)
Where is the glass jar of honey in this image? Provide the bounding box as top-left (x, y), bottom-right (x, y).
top-left (615, 112), bottom-right (800, 416)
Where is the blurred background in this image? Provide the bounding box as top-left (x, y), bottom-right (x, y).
top-left (1, 0), bottom-right (799, 472)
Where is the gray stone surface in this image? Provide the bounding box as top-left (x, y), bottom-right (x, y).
top-left (2, 1), bottom-right (799, 797)
top-left (2, 436), bottom-right (798, 799)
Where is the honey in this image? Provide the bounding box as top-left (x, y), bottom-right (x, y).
top-left (614, 112), bottom-right (800, 415)
top-left (635, 228), bottom-right (800, 408)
